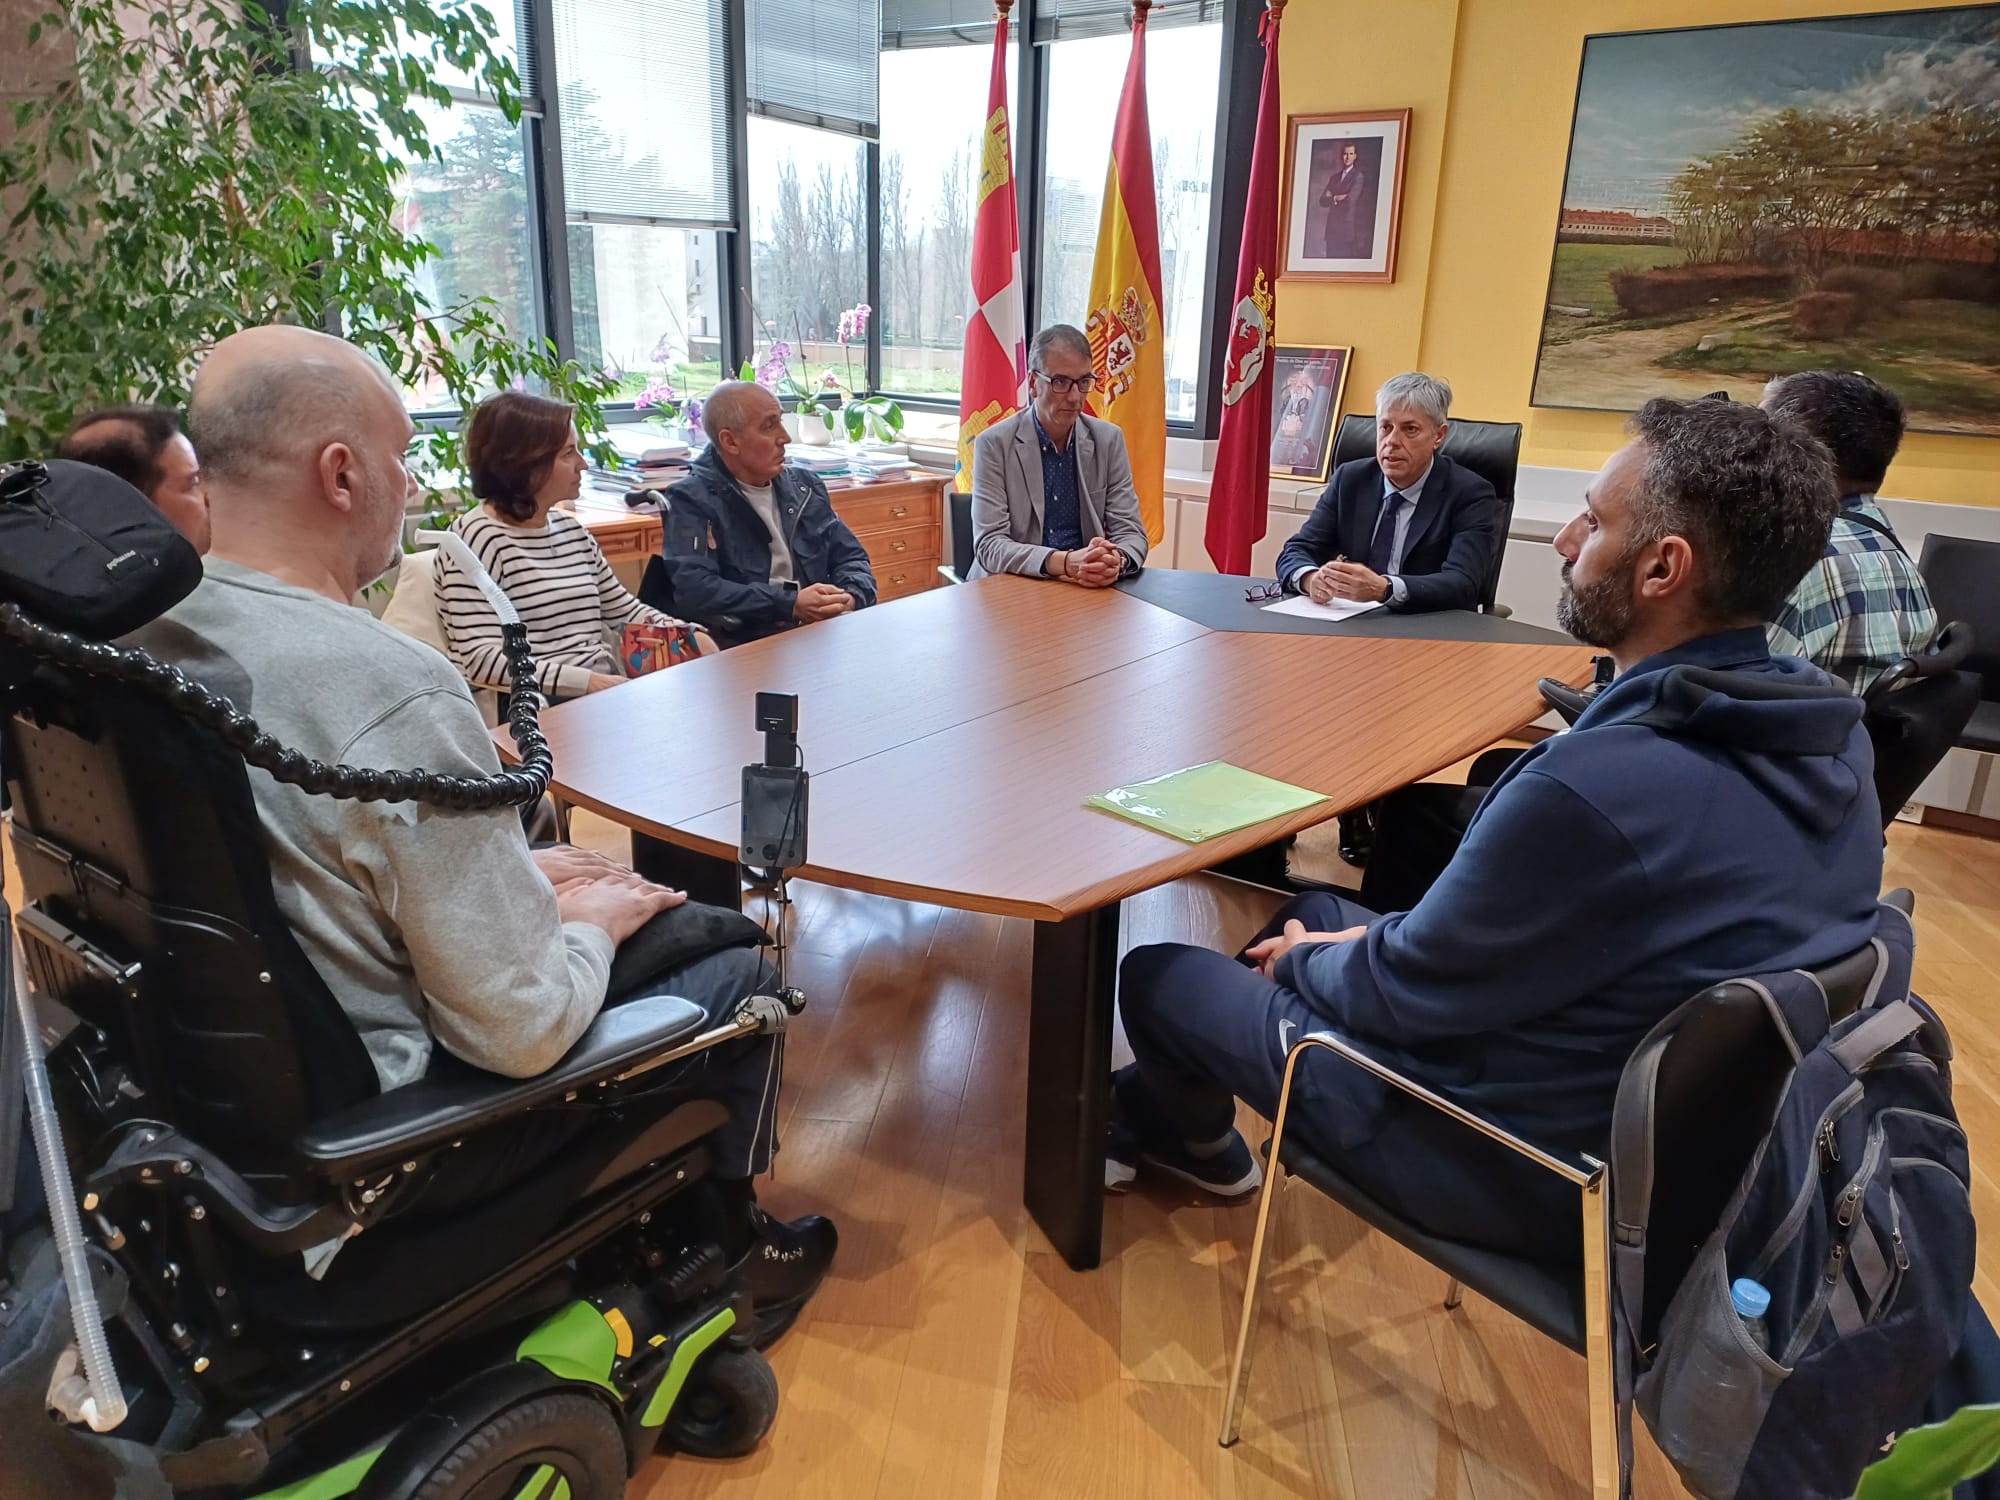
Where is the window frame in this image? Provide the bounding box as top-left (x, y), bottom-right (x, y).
top-left (356, 0), bottom-right (1259, 437)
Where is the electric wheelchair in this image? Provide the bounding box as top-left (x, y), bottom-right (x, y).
top-left (0, 461), bottom-right (795, 1499)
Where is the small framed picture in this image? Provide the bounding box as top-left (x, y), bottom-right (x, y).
top-left (1268, 345), bottom-right (1351, 484)
top-left (1281, 109), bottom-right (1411, 282)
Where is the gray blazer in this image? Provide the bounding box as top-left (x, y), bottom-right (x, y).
top-left (968, 409), bottom-right (1150, 580)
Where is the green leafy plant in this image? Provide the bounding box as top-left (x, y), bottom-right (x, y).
top-left (1856, 1403), bottom-right (2000, 1500)
top-left (0, 0), bottom-right (616, 497)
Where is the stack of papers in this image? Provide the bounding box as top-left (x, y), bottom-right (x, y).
top-left (1085, 761), bottom-right (1330, 843)
top-left (1259, 593), bottom-right (1382, 622)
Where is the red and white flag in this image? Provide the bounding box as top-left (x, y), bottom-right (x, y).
top-left (955, 1), bottom-right (1029, 488)
top-left (1205, 0), bottom-right (1284, 574)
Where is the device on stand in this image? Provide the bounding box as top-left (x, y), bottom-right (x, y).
top-left (741, 691), bottom-right (808, 996)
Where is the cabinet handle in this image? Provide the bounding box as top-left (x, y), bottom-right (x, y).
top-left (889, 505), bottom-right (908, 518)
top-left (890, 538), bottom-right (908, 553)
top-left (890, 573), bottom-right (907, 585)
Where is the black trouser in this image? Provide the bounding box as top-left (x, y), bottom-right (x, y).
top-left (1357, 747), bottom-right (1524, 914)
top-left (1117, 889), bottom-right (1578, 1261)
top-left (408, 944), bottom-right (782, 1217)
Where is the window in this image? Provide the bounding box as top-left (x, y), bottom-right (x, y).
top-left (393, 97), bottom-right (540, 410)
top-left (747, 116), bottom-right (870, 374)
top-left (569, 226), bottom-right (725, 405)
top-left (1040, 20), bottom-right (1220, 423)
top-left (877, 43), bottom-right (1018, 400)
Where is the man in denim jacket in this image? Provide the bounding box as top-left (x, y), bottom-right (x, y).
top-left (657, 381), bottom-right (877, 648)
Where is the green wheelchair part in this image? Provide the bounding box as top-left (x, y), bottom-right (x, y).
top-left (243, 1300), bottom-right (736, 1500)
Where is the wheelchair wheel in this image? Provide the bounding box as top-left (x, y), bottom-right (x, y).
top-left (406, 1390), bottom-right (627, 1500)
top-left (665, 1346), bottom-right (780, 1459)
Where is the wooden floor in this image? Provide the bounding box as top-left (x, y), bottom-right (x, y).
top-left (573, 807), bottom-right (2000, 1500)
top-left (8, 799), bottom-right (1995, 1497)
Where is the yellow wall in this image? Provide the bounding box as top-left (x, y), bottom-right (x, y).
top-left (1276, 0), bottom-right (2000, 507)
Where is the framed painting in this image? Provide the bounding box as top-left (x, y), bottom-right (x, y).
top-left (1280, 109), bottom-right (1411, 283)
top-left (1530, 5), bottom-right (2000, 436)
top-left (1269, 345), bottom-right (1352, 483)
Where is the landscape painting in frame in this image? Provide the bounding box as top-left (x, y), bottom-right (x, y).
top-left (1530, 6), bottom-right (2000, 436)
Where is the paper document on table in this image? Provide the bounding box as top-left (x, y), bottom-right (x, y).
top-left (1259, 593), bottom-right (1381, 622)
top-left (1085, 761), bottom-right (1330, 844)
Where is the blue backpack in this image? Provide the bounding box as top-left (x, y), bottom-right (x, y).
top-left (1614, 901), bottom-right (1975, 1499)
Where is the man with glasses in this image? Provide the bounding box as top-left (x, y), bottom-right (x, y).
top-left (967, 324), bottom-right (1149, 584)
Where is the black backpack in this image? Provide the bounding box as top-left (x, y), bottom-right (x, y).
top-left (0, 460), bottom-right (201, 638)
top-left (1614, 901), bottom-right (1975, 1498)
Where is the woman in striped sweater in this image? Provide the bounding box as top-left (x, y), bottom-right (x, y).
top-left (436, 391), bottom-right (708, 700)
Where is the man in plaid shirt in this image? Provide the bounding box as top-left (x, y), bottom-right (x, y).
top-left (1762, 371), bottom-right (1936, 695)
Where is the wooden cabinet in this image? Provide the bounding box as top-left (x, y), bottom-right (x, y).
top-left (568, 473), bottom-right (950, 598)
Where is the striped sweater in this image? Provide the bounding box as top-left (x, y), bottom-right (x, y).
top-left (437, 506), bottom-right (685, 699)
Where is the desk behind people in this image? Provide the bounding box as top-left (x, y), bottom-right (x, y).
top-left (574, 475), bottom-right (950, 604)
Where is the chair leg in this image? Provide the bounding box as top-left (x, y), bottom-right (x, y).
top-left (1580, 1169), bottom-right (1623, 1500)
top-left (1443, 1277), bottom-right (1463, 1312)
top-left (1219, 1045), bottom-right (1310, 1448)
top-left (552, 795), bottom-right (573, 844)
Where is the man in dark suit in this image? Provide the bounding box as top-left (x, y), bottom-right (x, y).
top-left (1277, 371), bottom-right (1501, 615)
top-left (1275, 371), bottom-right (1501, 864)
top-left (1316, 140), bottom-right (1374, 260)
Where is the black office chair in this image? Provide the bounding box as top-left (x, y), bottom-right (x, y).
top-left (938, 491), bottom-right (974, 584)
top-left (1863, 620), bottom-right (1981, 826)
top-left (1330, 412), bottom-right (1521, 613)
top-left (1219, 898), bottom-right (1902, 1496)
top-left (0, 619), bottom-right (784, 1494)
top-left (1917, 535), bottom-right (2000, 771)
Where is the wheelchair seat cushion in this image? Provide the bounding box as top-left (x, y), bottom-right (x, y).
top-left (605, 902), bottom-right (771, 1002)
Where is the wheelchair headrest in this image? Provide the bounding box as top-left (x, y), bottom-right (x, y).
top-left (0, 460), bottom-right (202, 639)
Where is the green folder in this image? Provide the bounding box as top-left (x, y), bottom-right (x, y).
top-left (1085, 761), bottom-right (1331, 843)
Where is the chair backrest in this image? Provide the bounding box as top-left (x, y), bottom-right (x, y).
top-left (1, 641), bottom-right (379, 1202)
top-left (1863, 620), bottom-right (1981, 822)
top-left (639, 553), bottom-right (679, 617)
top-left (1328, 412), bottom-right (1521, 610)
top-left (1918, 534), bottom-right (2000, 688)
top-left (950, 491), bottom-right (974, 581)
top-left (1631, 937), bottom-right (1882, 1344)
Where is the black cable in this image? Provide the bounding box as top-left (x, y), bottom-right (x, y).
top-left (0, 601), bottom-right (553, 811)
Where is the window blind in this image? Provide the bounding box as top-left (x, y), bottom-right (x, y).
top-left (550, 0), bottom-right (734, 227)
top-left (880, 0), bottom-right (1000, 50)
top-left (747, 0), bottom-right (881, 139)
top-left (1030, 0), bottom-right (1220, 43)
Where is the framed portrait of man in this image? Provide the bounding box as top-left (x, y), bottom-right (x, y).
top-left (1268, 345), bottom-right (1351, 483)
top-left (1280, 110), bottom-right (1411, 283)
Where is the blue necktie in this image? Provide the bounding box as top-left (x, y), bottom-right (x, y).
top-left (1367, 492), bottom-right (1406, 576)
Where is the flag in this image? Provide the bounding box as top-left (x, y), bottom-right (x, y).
top-left (1206, 1), bottom-right (1283, 574)
top-left (955, 1), bottom-right (1029, 488)
top-left (1085, 1), bottom-right (1166, 546)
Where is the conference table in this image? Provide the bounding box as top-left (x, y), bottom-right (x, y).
top-left (511, 570), bottom-right (1592, 1270)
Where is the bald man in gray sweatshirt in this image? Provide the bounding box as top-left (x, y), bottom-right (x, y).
top-left (135, 325), bottom-right (836, 1345)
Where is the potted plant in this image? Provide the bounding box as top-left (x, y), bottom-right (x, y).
top-left (749, 306), bottom-right (906, 447)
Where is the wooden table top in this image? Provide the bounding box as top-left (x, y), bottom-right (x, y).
top-left (509, 576), bottom-right (1593, 922)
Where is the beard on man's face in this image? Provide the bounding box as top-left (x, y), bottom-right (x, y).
top-left (1555, 558), bottom-right (1636, 648)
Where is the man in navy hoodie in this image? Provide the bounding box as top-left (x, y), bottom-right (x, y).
top-left (1107, 397), bottom-right (1885, 1260)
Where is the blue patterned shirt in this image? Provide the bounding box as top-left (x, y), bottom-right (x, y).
top-left (1767, 496), bottom-right (1938, 695)
top-left (1035, 413), bottom-right (1084, 553)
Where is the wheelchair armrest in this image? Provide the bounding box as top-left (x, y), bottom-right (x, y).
top-left (295, 993), bottom-right (710, 1181)
top-left (1294, 1030), bottom-right (1602, 1188)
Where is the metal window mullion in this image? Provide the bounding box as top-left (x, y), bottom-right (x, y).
top-left (524, 0), bottom-right (574, 363)
top-left (1018, 0), bottom-right (1048, 336)
top-left (722, 0), bottom-right (755, 374)
top-left (866, 137), bottom-right (882, 393)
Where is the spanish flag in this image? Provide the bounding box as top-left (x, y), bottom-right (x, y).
top-left (954, 1), bottom-right (1029, 489)
top-left (1085, 0), bottom-right (1165, 547)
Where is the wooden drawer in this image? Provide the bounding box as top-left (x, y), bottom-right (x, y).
top-left (859, 520), bottom-right (937, 570)
top-left (876, 563), bottom-right (941, 602)
top-left (837, 488), bottom-right (939, 536)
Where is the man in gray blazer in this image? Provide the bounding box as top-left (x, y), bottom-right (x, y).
top-left (969, 324), bottom-right (1149, 583)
